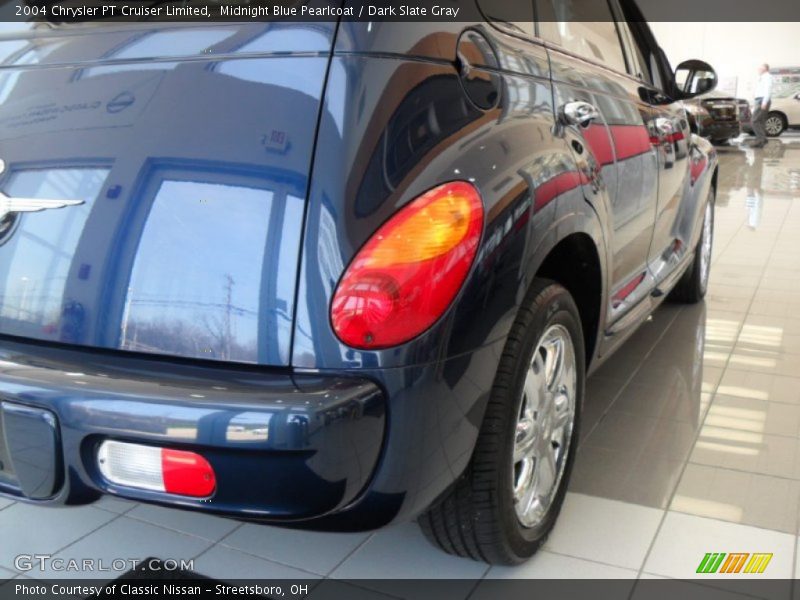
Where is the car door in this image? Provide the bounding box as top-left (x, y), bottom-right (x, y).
top-left (615, 12), bottom-right (694, 287)
top-left (537, 1), bottom-right (659, 340)
top-left (618, 13), bottom-right (691, 285)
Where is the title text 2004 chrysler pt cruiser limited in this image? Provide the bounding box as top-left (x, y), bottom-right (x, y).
top-left (0, 1), bottom-right (718, 564)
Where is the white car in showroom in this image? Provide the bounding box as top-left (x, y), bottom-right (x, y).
top-left (746, 91), bottom-right (800, 137)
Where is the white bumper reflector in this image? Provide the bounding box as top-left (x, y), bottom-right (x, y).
top-left (98, 440), bottom-right (165, 492)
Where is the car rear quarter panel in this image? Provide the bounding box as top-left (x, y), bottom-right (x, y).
top-left (292, 29), bottom-right (606, 373)
top-left (684, 134), bottom-right (718, 245)
top-left (285, 28), bottom-right (612, 523)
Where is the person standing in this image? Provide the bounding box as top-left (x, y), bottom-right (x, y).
top-left (751, 63), bottom-right (773, 147)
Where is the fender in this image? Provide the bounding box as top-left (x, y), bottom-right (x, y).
top-left (685, 134), bottom-right (718, 251)
top-left (523, 206), bottom-right (606, 295)
top-left (519, 198), bottom-right (609, 370)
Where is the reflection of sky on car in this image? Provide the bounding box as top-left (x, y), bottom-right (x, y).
top-left (0, 25), bottom-right (345, 131)
top-left (0, 169), bottom-right (304, 363)
top-left (0, 22), bottom-right (324, 365)
top-left (123, 180), bottom-right (281, 360)
top-left (0, 40), bottom-right (67, 104)
top-left (81, 28), bottom-right (238, 78)
top-left (0, 169), bottom-right (107, 326)
top-left (213, 27), bottom-right (342, 132)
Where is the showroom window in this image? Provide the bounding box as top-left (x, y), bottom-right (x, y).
top-left (536, 0), bottom-right (628, 73)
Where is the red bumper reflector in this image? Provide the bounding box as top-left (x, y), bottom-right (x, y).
top-left (161, 448), bottom-right (216, 497)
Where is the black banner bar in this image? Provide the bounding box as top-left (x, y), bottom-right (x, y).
top-left (0, 0), bottom-right (800, 23)
top-left (0, 578), bottom-right (798, 600)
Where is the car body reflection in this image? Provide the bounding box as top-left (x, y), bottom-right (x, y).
top-left (0, 23), bottom-right (333, 365)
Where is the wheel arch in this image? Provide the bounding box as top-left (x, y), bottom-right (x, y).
top-left (523, 219), bottom-right (607, 368)
top-left (767, 110), bottom-right (788, 134)
top-left (769, 109), bottom-right (788, 123)
top-left (711, 165), bottom-right (718, 195)
top-left (533, 232), bottom-right (603, 367)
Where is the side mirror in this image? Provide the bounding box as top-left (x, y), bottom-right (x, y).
top-left (794, 93), bottom-right (800, 101)
top-left (672, 59), bottom-right (718, 99)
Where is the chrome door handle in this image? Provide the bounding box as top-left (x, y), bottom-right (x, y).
top-left (655, 117), bottom-right (674, 136)
top-left (560, 101), bottom-right (600, 128)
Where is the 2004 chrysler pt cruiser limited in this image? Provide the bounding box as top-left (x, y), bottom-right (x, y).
top-left (0, 0), bottom-right (718, 564)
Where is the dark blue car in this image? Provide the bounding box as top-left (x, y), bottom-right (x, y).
top-left (0, 1), bottom-right (718, 564)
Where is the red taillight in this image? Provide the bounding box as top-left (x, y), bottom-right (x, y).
top-left (331, 181), bottom-right (483, 349)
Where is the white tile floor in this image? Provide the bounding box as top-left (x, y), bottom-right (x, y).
top-left (2, 134), bottom-right (800, 592)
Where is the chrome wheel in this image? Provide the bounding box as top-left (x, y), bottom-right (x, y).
top-left (764, 115), bottom-right (784, 136)
top-left (699, 201), bottom-right (713, 291)
top-left (512, 324), bottom-right (577, 528)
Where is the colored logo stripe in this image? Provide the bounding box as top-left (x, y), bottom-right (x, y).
top-left (696, 552), bottom-right (773, 574)
top-left (697, 553), bottom-right (726, 573)
top-left (720, 553), bottom-right (749, 573)
top-left (744, 553), bottom-right (773, 574)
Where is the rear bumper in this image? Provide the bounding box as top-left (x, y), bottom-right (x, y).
top-left (0, 336), bottom-right (501, 529)
top-left (0, 338), bottom-right (386, 520)
top-left (701, 120), bottom-right (740, 141)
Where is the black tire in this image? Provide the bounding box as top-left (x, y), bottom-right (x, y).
top-left (419, 279), bottom-right (585, 564)
top-left (765, 112), bottom-right (787, 137)
top-left (670, 191), bottom-right (715, 303)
